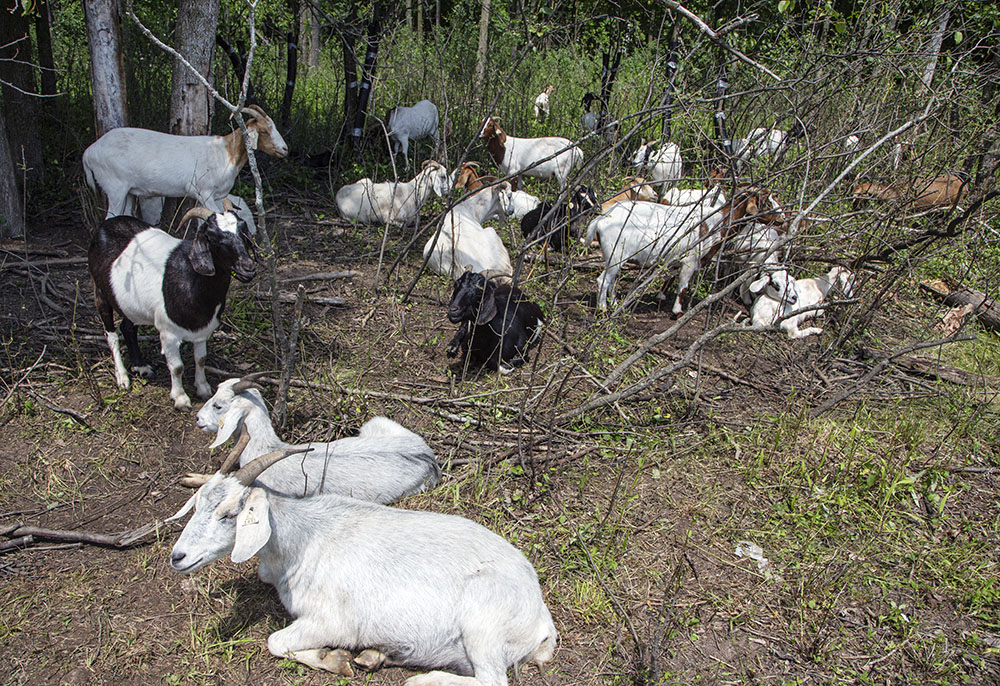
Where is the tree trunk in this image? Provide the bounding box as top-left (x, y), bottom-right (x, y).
top-left (280, 0), bottom-right (300, 129)
top-left (35, 0), bottom-right (58, 97)
top-left (168, 0), bottom-right (219, 135)
top-left (0, 107), bottom-right (24, 237)
top-left (339, 15), bottom-right (360, 142)
top-left (660, 34), bottom-right (678, 138)
top-left (0, 5), bottom-right (44, 187)
top-left (83, 0), bottom-right (129, 136)
top-left (350, 13), bottom-right (381, 155)
top-left (308, 8), bottom-right (321, 68)
top-left (216, 35), bottom-right (254, 103)
top-left (474, 0), bottom-right (490, 97)
top-left (920, 281), bottom-right (1000, 335)
top-left (918, 8), bottom-right (950, 96)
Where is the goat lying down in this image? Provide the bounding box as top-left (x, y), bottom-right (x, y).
top-left (424, 181), bottom-right (514, 280)
top-left (750, 266), bottom-right (855, 339)
top-left (336, 160), bottom-right (450, 227)
top-left (190, 377), bottom-right (440, 501)
top-left (168, 449), bottom-right (557, 686)
top-left (446, 270), bottom-right (544, 374)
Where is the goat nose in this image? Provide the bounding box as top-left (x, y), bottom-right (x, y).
top-left (170, 551), bottom-right (186, 565)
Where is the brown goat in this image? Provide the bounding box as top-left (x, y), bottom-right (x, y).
top-left (600, 176), bottom-right (659, 213)
top-left (452, 162), bottom-right (501, 192)
top-left (853, 172), bottom-right (966, 211)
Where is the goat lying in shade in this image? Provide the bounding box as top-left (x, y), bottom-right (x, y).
top-left (424, 181), bottom-right (514, 279)
top-left (446, 270), bottom-right (544, 374)
top-left (852, 172), bottom-right (966, 211)
top-left (88, 206), bottom-right (256, 409)
top-left (187, 376), bottom-right (440, 501)
top-left (168, 448), bottom-right (557, 685)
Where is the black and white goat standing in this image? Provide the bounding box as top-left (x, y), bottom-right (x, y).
top-left (88, 206), bottom-right (256, 410)
top-left (519, 185), bottom-right (599, 252)
top-left (446, 270), bottom-right (544, 373)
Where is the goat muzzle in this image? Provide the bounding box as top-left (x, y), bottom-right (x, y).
top-left (233, 258), bottom-right (257, 283)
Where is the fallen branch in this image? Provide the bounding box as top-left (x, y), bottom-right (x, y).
top-left (0, 520), bottom-right (165, 553)
top-left (919, 280), bottom-right (1000, 335)
top-left (280, 270), bottom-right (361, 284)
top-left (810, 335), bottom-right (975, 418)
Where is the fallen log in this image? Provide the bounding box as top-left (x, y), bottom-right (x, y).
top-left (920, 280), bottom-right (1000, 334)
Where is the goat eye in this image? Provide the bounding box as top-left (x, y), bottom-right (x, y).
top-left (213, 402), bottom-right (222, 410)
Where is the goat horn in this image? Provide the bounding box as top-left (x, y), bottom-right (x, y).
top-left (219, 431), bottom-right (251, 474)
top-left (240, 105), bottom-right (265, 120)
top-left (464, 161), bottom-right (481, 169)
top-left (231, 370), bottom-right (277, 395)
top-left (233, 447), bottom-right (314, 486)
top-left (221, 197), bottom-right (235, 212)
top-left (180, 206), bottom-right (216, 224)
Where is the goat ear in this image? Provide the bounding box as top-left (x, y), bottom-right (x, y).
top-left (188, 227), bottom-right (216, 276)
top-left (231, 488), bottom-right (271, 563)
top-left (209, 402), bottom-right (248, 450)
top-left (749, 275), bottom-right (770, 295)
top-left (246, 128), bottom-right (260, 150)
top-left (476, 283), bottom-right (498, 324)
top-left (165, 493), bottom-right (198, 522)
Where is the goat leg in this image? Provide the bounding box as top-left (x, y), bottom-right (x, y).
top-left (446, 322), bottom-right (469, 358)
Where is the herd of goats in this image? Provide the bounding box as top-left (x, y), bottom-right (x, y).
top-left (67, 89), bottom-right (967, 685)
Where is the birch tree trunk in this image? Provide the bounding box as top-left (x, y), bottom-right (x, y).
top-left (168, 0), bottom-right (220, 135)
top-left (308, 8), bottom-right (321, 68)
top-left (918, 9), bottom-right (950, 96)
top-left (83, 0), bottom-right (128, 136)
top-left (0, 107), bottom-right (24, 237)
top-left (474, 0), bottom-right (491, 96)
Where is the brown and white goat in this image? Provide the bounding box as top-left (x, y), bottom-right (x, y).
top-left (83, 105), bottom-right (288, 225)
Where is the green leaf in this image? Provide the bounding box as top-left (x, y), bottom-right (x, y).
top-left (953, 30), bottom-right (963, 45)
top-left (778, 0), bottom-right (790, 13)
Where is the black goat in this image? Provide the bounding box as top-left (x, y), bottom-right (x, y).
top-left (446, 271), bottom-right (544, 373)
top-left (88, 207), bottom-right (256, 410)
top-left (519, 185), bottom-right (599, 252)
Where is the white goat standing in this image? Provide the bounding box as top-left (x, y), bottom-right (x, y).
top-left (533, 85), bottom-right (554, 120)
top-left (424, 182), bottom-right (515, 279)
top-left (479, 116), bottom-right (582, 190)
top-left (631, 139), bottom-right (683, 200)
top-left (585, 196), bottom-right (726, 314)
top-left (82, 106), bottom-right (287, 225)
top-left (750, 266), bottom-right (855, 339)
top-left (192, 377), bottom-right (441, 501)
top-left (168, 450), bottom-right (557, 685)
top-left (386, 100), bottom-right (440, 168)
top-left (336, 160), bottom-right (450, 227)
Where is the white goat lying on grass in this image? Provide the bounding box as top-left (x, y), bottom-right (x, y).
top-left (750, 266), bottom-right (855, 339)
top-left (168, 448), bottom-right (557, 686)
top-left (187, 377), bottom-right (440, 502)
top-left (424, 181), bottom-right (514, 280)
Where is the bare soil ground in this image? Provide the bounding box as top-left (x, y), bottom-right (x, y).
top-left (2, 194), bottom-right (999, 686)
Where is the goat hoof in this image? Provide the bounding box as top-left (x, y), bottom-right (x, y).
top-left (318, 648), bottom-right (355, 676)
top-left (354, 649), bottom-right (387, 672)
top-left (132, 364), bottom-right (154, 379)
top-left (173, 395), bottom-right (193, 412)
top-left (195, 385), bottom-right (212, 400)
top-left (179, 473), bottom-right (210, 488)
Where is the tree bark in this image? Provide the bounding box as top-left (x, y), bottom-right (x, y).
top-left (308, 7), bottom-right (321, 68)
top-left (349, 13), bottom-right (380, 155)
top-left (83, 0), bottom-right (129, 136)
top-left (34, 0), bottom-right (58, 97)
top-left (0, 4), bottom-right (44, 186)
top-left (474, 0), bottom-right (491, 96)
top-left (918, 8), bottom-right (950, 96)
top-left (920, 281), bottom-right (1000, 335)
top-left (280, 0), bottom-right (300, 129)
top-left (0, 107), bottom-right (24, 237)
top-left (168, 0), bottom-right (219, 135)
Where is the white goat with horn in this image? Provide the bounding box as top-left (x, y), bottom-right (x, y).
top-left (168, 448), bottom-right (557, 685)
